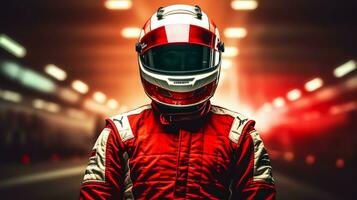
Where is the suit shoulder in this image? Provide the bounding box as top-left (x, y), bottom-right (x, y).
top-left (211, 105), bottom-right (255, 144)
top-left (107, 104), bottom-right (152, 142)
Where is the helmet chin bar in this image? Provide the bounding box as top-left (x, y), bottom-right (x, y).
top-left (141, 77), bottom-right (218, 108)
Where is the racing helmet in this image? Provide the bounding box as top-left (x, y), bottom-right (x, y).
top-left (136, 4), bottom-right (224, 108)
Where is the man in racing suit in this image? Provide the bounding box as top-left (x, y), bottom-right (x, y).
top-left (80, 4), bottom-right (276, 200)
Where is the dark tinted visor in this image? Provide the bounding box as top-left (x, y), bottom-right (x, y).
top-left (140, 44), bottom-right (216, 74)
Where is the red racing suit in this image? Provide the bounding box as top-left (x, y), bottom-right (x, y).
top-left (79, 104), bottom-right (276, 199)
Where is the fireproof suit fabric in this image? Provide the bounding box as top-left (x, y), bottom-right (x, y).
top-left (79, 104), bottom-right (276, 199)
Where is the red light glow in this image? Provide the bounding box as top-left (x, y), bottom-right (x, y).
top-left (283, 152), bottom-right (294, 162)
top-left (21, 153), bottom-right (31, 165)
top-left (330, 102), bottom-right (357, 115)
top-left (336, 159), bottom-right (345, 168)
top-left (51, 154), bottom-right (60, 162)
top-left (306, 155), bottom-right (315, 165)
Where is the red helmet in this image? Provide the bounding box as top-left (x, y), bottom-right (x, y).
top-left (136, 4), bottom-right (224, 108)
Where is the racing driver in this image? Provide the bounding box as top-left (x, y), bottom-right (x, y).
top-left (79, 4), bottom-right (276, 200)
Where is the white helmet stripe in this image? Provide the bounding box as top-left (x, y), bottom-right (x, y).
top-left (165, 24), bottom-right (190, 43)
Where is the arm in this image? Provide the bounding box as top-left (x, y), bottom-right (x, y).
top-left (231, 126), bottom-right (276, 200)
top-left (79, 124), bottom-right (125, 199)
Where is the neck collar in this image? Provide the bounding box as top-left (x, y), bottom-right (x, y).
top-left (151, 101), bottom-right (211, 125)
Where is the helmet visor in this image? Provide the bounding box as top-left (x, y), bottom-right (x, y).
top-left (140, 44), bottom-right (218, 74)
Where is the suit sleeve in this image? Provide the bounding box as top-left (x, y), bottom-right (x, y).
top-left (79, 124), bottom-right (125, 199)
top-left (231, 125), bottom-right (276, 200)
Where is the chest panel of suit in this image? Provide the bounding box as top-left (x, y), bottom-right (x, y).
top-left (125, 111), bottom-right (235, 190)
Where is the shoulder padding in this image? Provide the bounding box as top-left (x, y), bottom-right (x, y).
top-left (108, 104), bottom-right (151, 142)
top-left (211, 105), bottom-right (255, 144)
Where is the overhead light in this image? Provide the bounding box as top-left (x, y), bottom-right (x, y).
top-left (93, 91), bottom-right (106, 103)
top-left (1, 61), bottom-right (56, 93)
top-left (21, 69), bottom-right (56, 93)
top-left (72, 80), bottom-right (89, 94)
top-left (44, 64), bottom-right (67, 81)
top-left (224, 27), bottom-right (247, 38)
top-left (0, 34), bottom-right (26, 58)
top-left (32, 99), bottom-right (61, 113)
top-left (46, 102), bottom-right (61, 113)
top-left (223, 46), bottom-right (239, 57)
top-left (287, 89), bottom-right (301, 101)
top-left (272, 97), bottom-right (285, 108)
top-left (231, 0), bottom-right (258, 10)
top-left (121, 27), bottom-right (141, 38)
top-left (304, 77), bottom-right (323, 92)
top-left (107, 99), bottom-right (118, 109)
top-left (33, 99), bottom-right (46, 109)
top-left (104, 0), bottom-right (132, 10)
top-left (0, 61), bottom-right (21, 80)
top-left (333, 60), bottom-right (356, 78)
top-left (221, 59), bottom-right (233, 69)
top-left (0, 90), bottom-right (22, 103)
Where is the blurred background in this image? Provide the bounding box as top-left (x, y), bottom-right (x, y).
top-left (0, 0), bottom-right (356, 199)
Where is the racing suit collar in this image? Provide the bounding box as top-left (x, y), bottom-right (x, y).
top-left (151, 101), bottom-right (211, 125)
